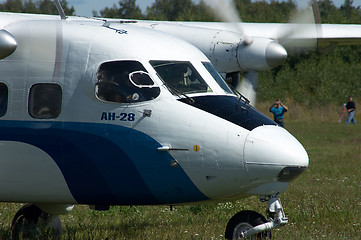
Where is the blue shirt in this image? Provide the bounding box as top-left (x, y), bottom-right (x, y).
top-left (270, 106), bottom-right (286, 120)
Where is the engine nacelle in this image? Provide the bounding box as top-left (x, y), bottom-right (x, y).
top-left (138, 22), bottom-right (287, 73)
top-left (237, 37), bottom-right (287, 71)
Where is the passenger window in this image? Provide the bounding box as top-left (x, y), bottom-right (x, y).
top-left (29, 84), bottom-right (62, 119)
top-left (0, 83), bottom-right (8, 117)
top-left (95, 61), bottom-right (160, 103)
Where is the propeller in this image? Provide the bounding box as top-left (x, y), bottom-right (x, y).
top-left (276, 3), bottom-right (319, 53)
top-left (206, 0), bottom-right (252, 44)
top-left (205, 0), bottom-right (319, 106)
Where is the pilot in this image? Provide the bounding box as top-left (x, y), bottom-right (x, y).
top-left (128, 71), bottom-right (161, 101)
top-left (120, 72), bottom-right (143, 103)
top-left (96, 67), bottom-right (140, 103)
top-left (96, 68), bottom-right (121, 102)
top-left (168, 65), bottom-right (188, 92)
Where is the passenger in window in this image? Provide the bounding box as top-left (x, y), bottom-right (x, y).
top-left (36, 106), bottom-right (51, 118)
top-left (35, 94), bottom-right (53, 118)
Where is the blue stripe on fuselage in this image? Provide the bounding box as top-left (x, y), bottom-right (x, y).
top-left (0, 120), bottom-right (208, 205)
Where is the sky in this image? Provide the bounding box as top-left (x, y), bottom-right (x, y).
top-left (67, 0), bottom-right (360, 17)
top-left (0, 0), bottom-right (359, 17)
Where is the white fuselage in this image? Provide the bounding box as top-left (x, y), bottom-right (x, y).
top-left (0, 13), bottom-right (308, 206)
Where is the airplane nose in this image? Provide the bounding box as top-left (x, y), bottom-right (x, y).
top-left (244, 125), bottom-right (308, 182)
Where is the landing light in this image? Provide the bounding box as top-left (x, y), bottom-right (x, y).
top-left (277, 166), bottom-right (307, 182)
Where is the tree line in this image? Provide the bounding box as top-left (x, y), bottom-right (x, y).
top-left (94, 0), bottom-right (361, 24)
top-left (0, 0), bottom-right (74, 15)
top-left (1, 0), bottom-right (359, 24)
top-left (1, 0), bottom-right (361, 105)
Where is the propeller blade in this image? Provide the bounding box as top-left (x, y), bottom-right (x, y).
top-left (276, 2), bottom-right (319, 53)
top-left (227, 71), bottom-right (258, 106)
top-left (206, 0), bottom-right (242, 24)
top-left (238, 70), bottom-right (258, 106)
top-left (206, 0), bottom-right (251, 44)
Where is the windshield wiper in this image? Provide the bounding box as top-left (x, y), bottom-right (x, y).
top-left (156, 73), bottom-right (195, 104)
top-left (231, 86), bottom-right (250, 105)
top-left (229, 86), bottom-right (251, 112)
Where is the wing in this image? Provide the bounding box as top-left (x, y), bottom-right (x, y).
top-left (134, 20), bottom-right (361, 54)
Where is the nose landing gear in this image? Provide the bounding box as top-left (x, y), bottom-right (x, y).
top-left (225, 194), bottom-right (288, 239)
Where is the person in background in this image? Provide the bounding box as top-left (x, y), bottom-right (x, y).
top-left (269, 99), bottom-right (288, 128)
top-left (345, 96), bottom-right (356, 125)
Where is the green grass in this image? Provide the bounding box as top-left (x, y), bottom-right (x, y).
top-left (0, 121), bottom-right (360, 239)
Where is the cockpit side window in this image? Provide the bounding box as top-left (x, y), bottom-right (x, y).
top-left (150, 61), bottom-right (212, 95)
top-left (95, 61), bottom-right (160, 103)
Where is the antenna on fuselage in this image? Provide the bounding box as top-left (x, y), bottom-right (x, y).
top-left (54, 0), bottom-right (67, 20)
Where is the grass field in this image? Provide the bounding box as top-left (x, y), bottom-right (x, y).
top-left (0, 120), bottom-right (360, 239)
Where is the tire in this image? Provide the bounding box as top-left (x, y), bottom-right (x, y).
top-left (225, 210), bottom-right (271, 240)
top-left (11, 203), bottom-right (62, 240)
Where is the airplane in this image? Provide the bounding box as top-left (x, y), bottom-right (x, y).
top-left (0, 0), bottom-right (358, 239)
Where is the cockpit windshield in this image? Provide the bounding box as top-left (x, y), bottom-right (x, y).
top-left (202, 62), bottom-right (233, 94)
top-left (150, 61), bottom-right (212, 95)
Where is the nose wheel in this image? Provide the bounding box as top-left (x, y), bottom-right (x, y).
top-left (225, 210), bottom-right (271, 239)
top-left (225, 194), bottom-right (287, 239)
top-left (11, 203), bottom-right (62, 240)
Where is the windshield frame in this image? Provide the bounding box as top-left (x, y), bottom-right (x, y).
top-left (202, 62), bottom-right (233, 95)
